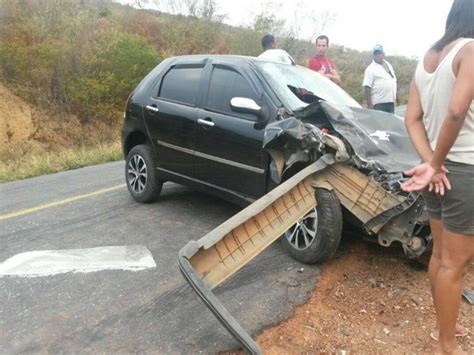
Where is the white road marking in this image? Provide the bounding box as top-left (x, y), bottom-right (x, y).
top-left (0, 245), bottom-right (156, 277)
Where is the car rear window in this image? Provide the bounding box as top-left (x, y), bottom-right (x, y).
top-left (159, 66), bottom-right (203, 105)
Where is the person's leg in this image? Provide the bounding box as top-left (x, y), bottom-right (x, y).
top-left (422, 191), bottom-right (445, 336)
top-left (428, 219), bottom-right (443, 320)
top-left (373, 102), bottom-right (395, 113)
top-left (429, 221), bottom-right (467, 340)
top-left (386, 102), bottom-right (395, 114)
top-left (373, 103), bottom-right (386, 112)
top-left (434, 230), bottom-right (474, 353)
top-left (433, 160), bottom-right (474, 345)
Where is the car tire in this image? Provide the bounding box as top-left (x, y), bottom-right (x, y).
top-left (125, 144), bottom-right (162, 203)
top-left (281, 188), bottom-right (342, 264)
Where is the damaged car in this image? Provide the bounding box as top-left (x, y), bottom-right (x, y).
top-left (122, 55), bottom-right (430, 262)
top-left (122, 55), bottom-right (431, 353)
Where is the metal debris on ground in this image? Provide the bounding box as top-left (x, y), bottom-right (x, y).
top-left (462, 289), bottom-right (474, 305)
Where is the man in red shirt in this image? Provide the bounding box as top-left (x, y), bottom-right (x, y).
top-left (308, 35), bottom-right (341, 84)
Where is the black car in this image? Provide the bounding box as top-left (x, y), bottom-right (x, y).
top-left (122, 55), bottom-right (430, 263)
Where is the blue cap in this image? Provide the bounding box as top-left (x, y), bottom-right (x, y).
top-left (373, 44), bottom-right (384, 53)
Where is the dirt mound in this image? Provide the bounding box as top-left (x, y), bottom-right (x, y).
top-left (256, 238), bottom-right (473, 353)
top-left (0, 83), bottom-right (35, 145)
top-left (0, 82), bottom-right (119, 156)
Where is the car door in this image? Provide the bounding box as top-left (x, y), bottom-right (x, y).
top-left (193, 64), bottom-right (268, 199)
top-left (143, 64), bottom-right (204, 178)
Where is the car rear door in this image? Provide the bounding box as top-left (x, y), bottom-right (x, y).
top-left (193, 63), bottom-right (268, 199)
top-left (143, 62), bottom-right (204, 178)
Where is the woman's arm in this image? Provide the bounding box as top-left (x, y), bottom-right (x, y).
top-left (404, 80), bottom-right (433, 162)
top-left (402, 44), bottom-right (474, 194)
top-left (403, 79), bottom-right (450, 194)
top-left (430, 43), bottom-right (474, 170)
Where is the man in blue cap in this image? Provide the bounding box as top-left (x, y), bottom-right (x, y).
top-left (363, 44), bottom-right (400, 113)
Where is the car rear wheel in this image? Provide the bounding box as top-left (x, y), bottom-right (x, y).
top-left (282, 188), bottom-right (342, 264)
top-left (125, 144), bottom-right (162, 203)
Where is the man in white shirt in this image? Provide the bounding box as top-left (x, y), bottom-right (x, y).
top-left (363, 44), bottom-right (400, 113)
top-left (257, 34), bottom-right (295, 65)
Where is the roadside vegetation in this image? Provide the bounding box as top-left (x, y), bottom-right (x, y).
top-left (0, 0), bottom-right (417, 182)
top-left (0, 142), bottom-right (122, 183)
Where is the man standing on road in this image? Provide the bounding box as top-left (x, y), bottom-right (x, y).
top-left (308, 35), bottom-right (341, 84)
top-left (257, 34), bottom-right (295, 65)
top-left (363, 44), bottom-right (400, 113)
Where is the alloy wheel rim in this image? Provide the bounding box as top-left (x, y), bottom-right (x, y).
top-left (285, 208), bottom-right (318, 250)
top-left (127, 154), bottom-right (147, 194)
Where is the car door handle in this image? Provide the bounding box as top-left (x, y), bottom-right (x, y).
top-left (198, 118), bottom-right (215, 127)
top-left (146, 105), bottom-right (159, 113)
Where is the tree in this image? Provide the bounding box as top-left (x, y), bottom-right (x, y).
top-left (250, 1), bottom-right (335, 63)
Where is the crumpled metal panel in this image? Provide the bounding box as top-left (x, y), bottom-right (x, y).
top-left (263, 118), bottom-right (327, 182)
top-left (319, 101), bottom-right (421, 173)
top-left (263, 117), bottom-right (327, 151)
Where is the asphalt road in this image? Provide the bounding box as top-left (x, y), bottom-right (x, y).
top-left (0, 161), bottom-right (321, 353)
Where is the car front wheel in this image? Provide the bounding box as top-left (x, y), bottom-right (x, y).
top-left (282, 188), bottom-right (342, 264)
top-left (125, 144), bottom-right (162, 203)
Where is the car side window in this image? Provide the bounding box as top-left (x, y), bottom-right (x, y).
top-left (206, 67), bottom-right (258, 120)
top-left (158, 66), bottom-right (203, 105)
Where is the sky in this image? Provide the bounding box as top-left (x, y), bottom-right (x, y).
top-left (126, 0), bottom-right (454, 59)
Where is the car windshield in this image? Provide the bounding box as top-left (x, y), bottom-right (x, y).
top-left (257, 61), bottom-right (361, 111)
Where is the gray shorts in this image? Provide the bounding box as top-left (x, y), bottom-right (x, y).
top-left (421, 160), bottom-right (474, 235)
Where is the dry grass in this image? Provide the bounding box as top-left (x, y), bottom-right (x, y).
top-left (0, 141), bottom-right (122, 183)
top-left (1, 80), bottom-right (124, 184)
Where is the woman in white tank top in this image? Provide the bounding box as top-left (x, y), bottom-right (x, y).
top-left (401, 0), bottom-right (474, 353)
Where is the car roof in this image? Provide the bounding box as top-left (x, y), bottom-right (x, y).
top-left (169, 54), bottom-right (256, 64)
top-left (171, 53), bottom-right (295, 66)
top-left (167, 54), bottom-right (297, 72)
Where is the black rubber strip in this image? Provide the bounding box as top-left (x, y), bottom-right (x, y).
top-left (178, 253), bottom-right (262, 355)
top-left (363, 192), bottom-right (421, 233)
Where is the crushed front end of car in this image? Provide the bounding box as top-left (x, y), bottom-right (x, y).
top-left (178, 100), bottom-right (430, 353)
top-left (309, 101), bottom-right (431, 258)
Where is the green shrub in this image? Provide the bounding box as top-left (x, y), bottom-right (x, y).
top-left (0, 42), bottom-right (29, 81)
top-left (67, 33), bottom-right (159, 122)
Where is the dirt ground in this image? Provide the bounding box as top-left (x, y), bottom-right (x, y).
top-left (0, 83), bottom-right (35, 145)
top-left (256, 236), bottom-right (473, 354)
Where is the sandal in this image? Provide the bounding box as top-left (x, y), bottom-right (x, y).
top-left (430, 326), bottom-right (469, 341)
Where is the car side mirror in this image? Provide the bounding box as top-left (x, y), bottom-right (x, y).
top-left (230, 97), bottom-right (264, 120)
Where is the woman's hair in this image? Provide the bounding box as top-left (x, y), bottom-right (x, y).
top-left (432, 0), bottom-right (474, 51)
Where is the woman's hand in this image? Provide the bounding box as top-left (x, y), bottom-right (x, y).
top-left (427, 165), bottom-right (451, 195)
top-left (401, 163), bottom-right (451, 195)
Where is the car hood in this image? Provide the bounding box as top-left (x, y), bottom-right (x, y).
top-left (317, 101), bottom-right (421, 172)
top-left (264, 101), bottom-right (421, 174)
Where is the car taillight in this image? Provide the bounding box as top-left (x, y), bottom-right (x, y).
top-left (124, 91), bottom-right (134, 118)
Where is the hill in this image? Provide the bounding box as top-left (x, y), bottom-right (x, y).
top-left (0, 0), bottom-right (417, 180)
